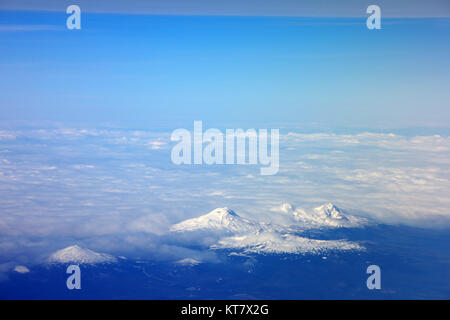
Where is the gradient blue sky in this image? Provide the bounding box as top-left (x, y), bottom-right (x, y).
top-left (0, 5), bottom-right (449, 129)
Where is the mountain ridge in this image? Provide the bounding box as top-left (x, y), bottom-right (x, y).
top-left (169, 205), bottom-right (367, 255)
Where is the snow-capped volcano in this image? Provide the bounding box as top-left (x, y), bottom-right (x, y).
top-left (175, 258), bottom-right (202, 266)
top-left (282, 203), bottom-right (370, 228)
top-left (48, 245), bottom-right (117, 264)
top-left (314, 203), bottom-right (346, 219)
top-left (170, 207), bottom-right (262, 233)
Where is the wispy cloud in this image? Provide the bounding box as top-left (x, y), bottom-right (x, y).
top-left (0, 24), bottom-right (62, 32)
top-left (1, 0), bottom-right (449, 18)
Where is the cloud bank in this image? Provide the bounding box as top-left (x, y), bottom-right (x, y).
top-left (0, 125), bottom-right (449, 272)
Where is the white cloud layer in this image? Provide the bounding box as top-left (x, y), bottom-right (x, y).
top-left (0, 126), bottom-right (449, 267)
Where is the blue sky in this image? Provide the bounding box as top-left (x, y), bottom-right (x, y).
top-left (0, 9), bottom-right (449, 129)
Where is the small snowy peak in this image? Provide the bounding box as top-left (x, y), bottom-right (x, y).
top-left (170, 207), bottom-right (262, 233)
top-left (48, 245), bottom-right (117, 264)
top-left (175, 258), bottom-right (202, 266)
top-left (14, 266), bottom-right (30, 274)
top-left (314, 203), bottom-right (346, 220)
top-left (288, 203), bottom-right (370, 228)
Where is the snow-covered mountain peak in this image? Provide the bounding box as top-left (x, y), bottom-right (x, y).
top-left (175, 258), bottom-right (202, 266)
top-left (288, 203), bottom-right (371, 228)
top-left (170, 207), bottom-right (261, 233)
top-left (314, 203), bottom-right (346, 220)
top-left (48, 245), bottom-right (117, 264)
top-left (208, 207), bottom-right (239, 219)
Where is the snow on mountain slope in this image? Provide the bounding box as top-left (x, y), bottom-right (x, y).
top-left (14, 266), bottom-right (30, 274)
top-left (170, 207), bottom-right (264, 234)
top-left (171, 206), bottom-right (365, 255)
top-left (48, 245), bottom-right (117, 264)
top-left (175, 258), bottom-right (202, 266)
top-left (314, 203), bottom-right (346, 219)
top-left (211, 232), bottom-right (363, 254)
top-left (280, 203), bottom-right (370, 228)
